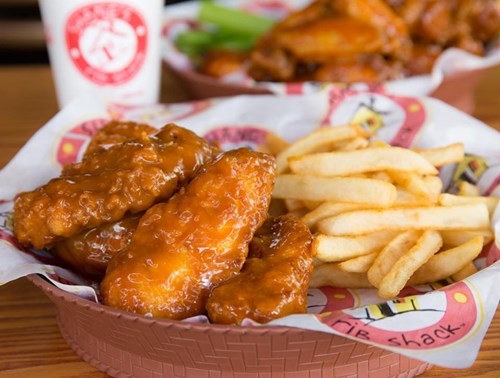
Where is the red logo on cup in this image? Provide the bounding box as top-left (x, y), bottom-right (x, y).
top-left (65, 2), bottom-right (147, 85)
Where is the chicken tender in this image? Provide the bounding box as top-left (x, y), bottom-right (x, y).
top-left (14, 123), bottom-right (217, 249)
top-left (51, 213), bottom-right (141, 279)
top-left (83, 120), bottom-right (157, 158)
top-left (100, 148), bottom-right (276, 319)
top-left (206, 215), bottom-right (314, 324)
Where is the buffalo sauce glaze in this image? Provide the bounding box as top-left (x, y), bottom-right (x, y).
top-left (52, 213), bottom-right (142, 279)
top-left (206, 214), bottom-right (314, 324)
top-left (100, 148), bottom-right (276, 319)
top-left (13, 123), bottom-right (217, 249)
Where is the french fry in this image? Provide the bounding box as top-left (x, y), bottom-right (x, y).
top-left (414, 143), bottom-right (465, 167)
top-left (458, 181), bottom-right (481, 196)
top-left (272, 175), bottom-right (397, 206)
top-left (336, 137), bottom-right (369, 151)
top-left (338, 252), bottom-right (378, 273)
top-left (451, 262), bottom-right (478, 282)
top-left (275, 125), bottom-right (367, 173)
top-left (423, 175), bottom-right (443, 198)
top-left (265, 132), bottom-right (289, 156)
top-left (287, 208), bottom-right (309, 218)
top-left (368, 171), bottom-right (393, 182)
top-left (318, 204), bottom-right (490, 236)
top-left (438, 193), bottom-right (499, 216)
top-left (367, 231), bottom-right (421, 288)
top-left (302, 202), bottom-right (376, 229)
top-left (394, 188), bottom-right (436, 207)
top-left (310, 263), bottom-right (372, 288)
top-left (388, 171), bottom-right (436, 200)
top-left (378, 230), bottom-right (442, 298)
top-left (368, 140), bottom-right (390, 148)
top-left (313, 231), bottom-right (399, 262)
top-left (302, 200), bottom-right (323, 210)
top-left (273, 126), bottom-right (495, 298)
top-left (440, 229), bottom-right (494, 247)
top-left (284, 198), bottom-right (306, 212)
top-left (408, 236), bottom-right (483, 285)
top-left (289, 147), bottom-right (439, 176)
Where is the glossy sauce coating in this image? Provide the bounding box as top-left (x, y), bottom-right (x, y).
top-left (82, 120), bottom-right (157, 158)
top-left (245, 0), bottom-right (499, 82)
top-left (249, 0), bottom-right (410, 82)
top-left (51, 213), bottom-right (141, 279)
top-left (206, 215), bottom-right (314, 324)
top-left (100, 148), bottom-right (276, 319)
top-left (14, 123), bottom-right (217, 249)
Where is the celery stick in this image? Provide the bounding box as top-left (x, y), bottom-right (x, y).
top-left (199, 1), bottom-right (274, 37)
top-left (210, 31), bottom-right (256, 51)
top-left (175, 30), bottom-right (213, 56)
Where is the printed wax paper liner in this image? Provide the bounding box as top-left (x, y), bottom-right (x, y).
top-left (1, 88), bottom-right (500, 369)
top-left (161, 0), bottom-right (500, 97)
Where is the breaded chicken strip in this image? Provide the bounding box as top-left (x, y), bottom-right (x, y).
top-left (14, 123), bottom-right (217, 249)
top-left (51, 213), bottom-right (142, 279)
top-left (206, 215), bottom-right (314, 324)
top-left (101, 148), bottom-right (276, 319)
top-left (82, 120), bottom-right (157, 158)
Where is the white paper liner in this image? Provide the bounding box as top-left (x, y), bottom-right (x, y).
top-left (1, 89), bottom-right (499, 369)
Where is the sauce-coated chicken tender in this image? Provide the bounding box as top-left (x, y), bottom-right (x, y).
top-left (206, 215), bottom-right (314, 324)
top-left (100, 148), bottom-right (276, 319)
top-left (82, 120), bottom-right (157, 158)
top-left (52, 213), bottom-right (141, 278)
top-left (14, 123), bottom-right (217, 249)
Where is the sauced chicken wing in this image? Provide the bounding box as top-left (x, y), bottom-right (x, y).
top-left (14, 123), bottom-right (218, 249)
top-left (52, 213), bottom-right (141, 279)
top-left (206, 215), bottom-right (314, 325)
top-left (100, 148), bottom-right (276, 319)
top-left (199, 50), bottom-right (249, 79)
top-left (244, 0), bottom-right (499, 82)
top-left (249, 0), bottom-right (410, 82)
top-left (272, 18), bottom-right (388, 62)
top-left (387, 0), bottom-right (500, 74)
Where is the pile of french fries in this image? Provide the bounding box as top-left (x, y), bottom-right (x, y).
top-left (272, 125), bottom-right (498, 299)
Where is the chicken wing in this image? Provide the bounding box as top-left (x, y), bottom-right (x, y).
top-left (51, 213), bottom-right (141, 279)
top-left (206, 215), bottom-right (313, 324)
top-left (100, 148), bottom-right (276, 319)
top-left (14, 123), bottom-right (218, 249)
top-left (248, 0), bottom-right (411, 83)
top-left (199, 50), bottom-right (249, 79)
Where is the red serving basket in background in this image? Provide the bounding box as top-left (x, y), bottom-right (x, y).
top-left (165, 63), bottom-right (487, 115)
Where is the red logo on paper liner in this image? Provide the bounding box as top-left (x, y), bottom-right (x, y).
top-left (308, 287), bottom-right (357, 313)
top-left (318, 282), bottom-right (480, 350)
top-left (65, 3), bottom-right (147, 85)
top-left (322, 87), bottom-right (426, 148)
top-left (55, 118), bottom-right (109, 167)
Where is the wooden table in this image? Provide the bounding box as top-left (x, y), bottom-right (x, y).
top-left (0, 65), bottom-right (499, 377)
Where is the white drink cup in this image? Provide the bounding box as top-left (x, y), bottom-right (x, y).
top-left (39, 0), bottom-right (163, 108)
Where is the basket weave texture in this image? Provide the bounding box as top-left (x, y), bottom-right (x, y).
top-left (29, 275), bottom-right (432, 377)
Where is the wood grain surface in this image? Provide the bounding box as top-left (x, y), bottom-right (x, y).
top-left (0, 65), bottom-right (499, 377)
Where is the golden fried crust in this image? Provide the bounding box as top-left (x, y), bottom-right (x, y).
top-left (51, 213), bottom-right (141, 279)
top-left (206, 215), bottom-right (314, 325)
top-left (82, 120), bottom-right (157, 158)
top-left (14, 123), bottom-right (217, 249)
top-left (100, 148), bottom-right (276, 320)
